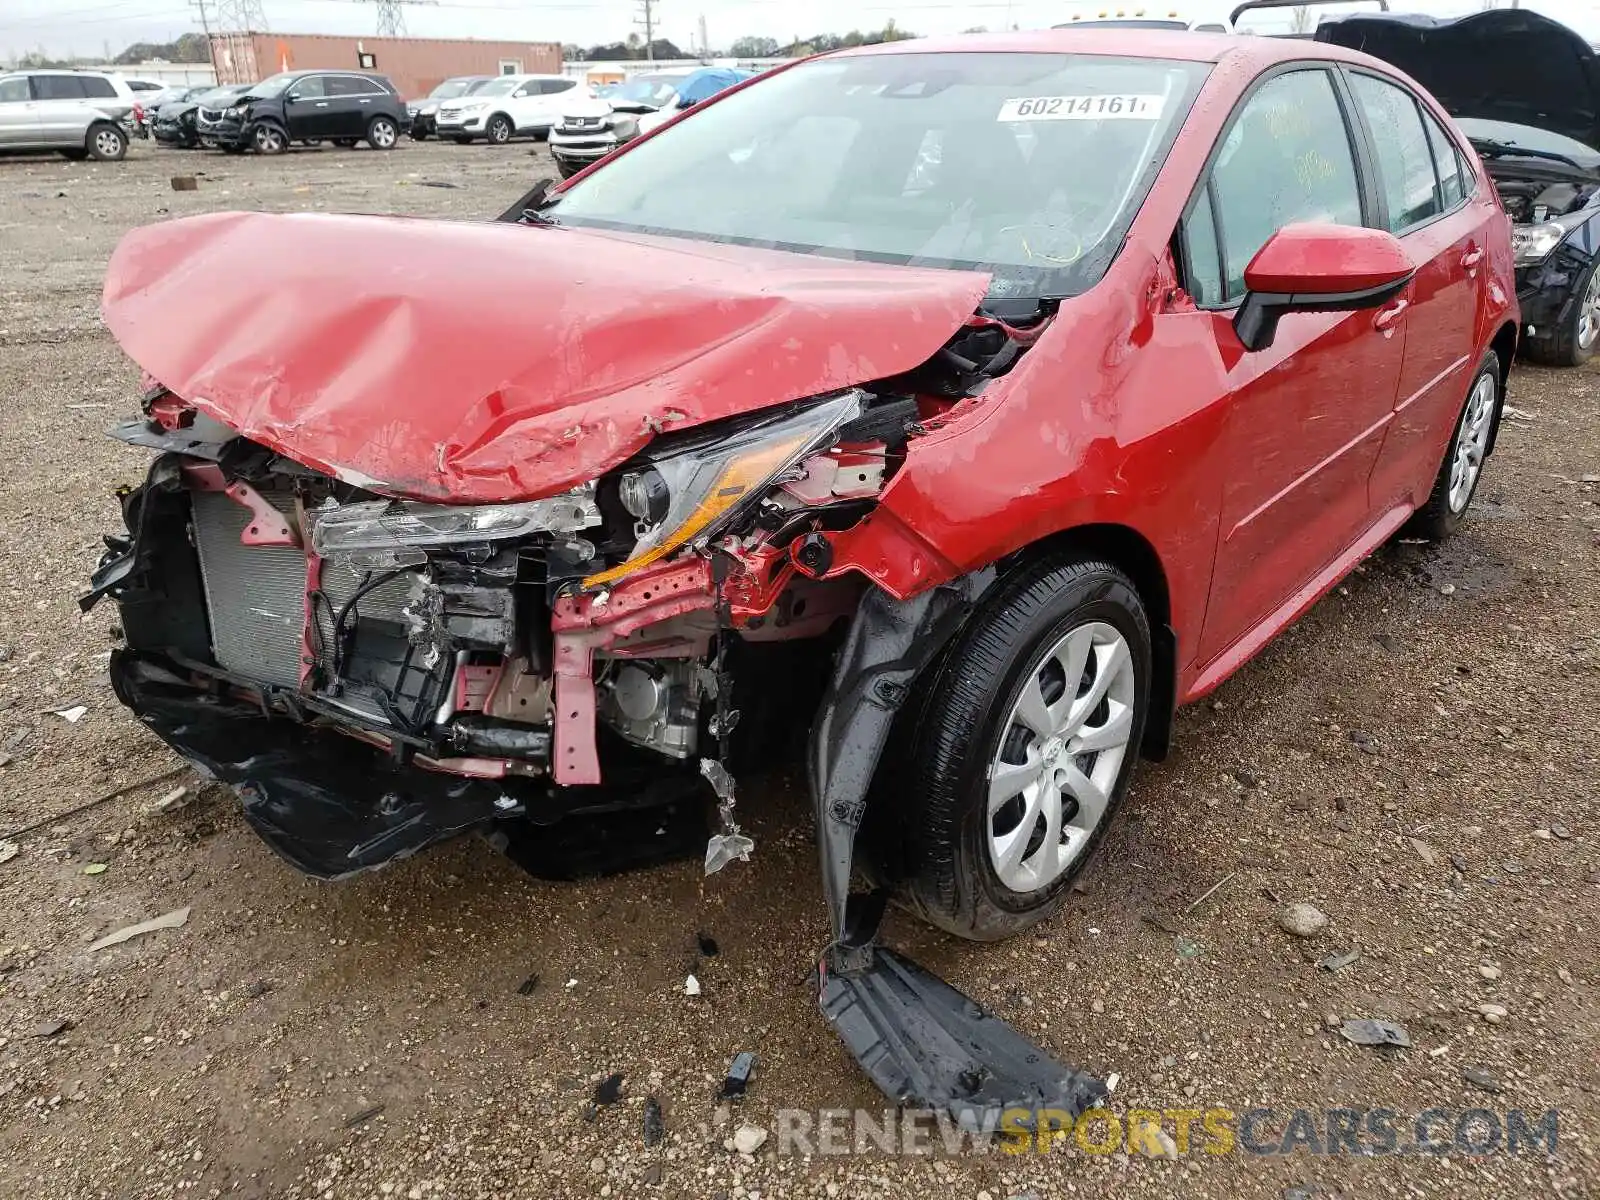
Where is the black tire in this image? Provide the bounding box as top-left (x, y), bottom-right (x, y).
top-left (451, 135), bottom-right (473, 145)
top-left (333, 138), bottom-right (359, 148)
top-left (1404, 349), bottom-right (1501, 541)
top-left (1522, 258), bottom-right (1600, 368)
top-left (86, 123), bottom-right (128, 162)
top-left (59, 148), bottom-right (89, 160)
top-left (366, 116), bottom-right (398, 151)
top-left (410, 129), bottom-right (429, 141)
top-left (302, 138), bottom-right (323, 147)
top-left (251, 122), bottom-right (287, 155)
top-left (556, 158), bottom-right (582, 180)
top-left (872, 557), bottom-right (1151, 941)
top-left (486, 114), bottom-right (513, 145)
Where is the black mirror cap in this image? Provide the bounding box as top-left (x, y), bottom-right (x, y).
top-left (1233, 271), bottom-right (1414, 352)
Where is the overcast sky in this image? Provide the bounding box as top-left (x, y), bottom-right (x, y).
top-left (3, 0), bottom-right (1597, 61)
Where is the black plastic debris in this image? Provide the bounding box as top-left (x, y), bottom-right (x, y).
top-left (697, 932), bottom-right (720, 958)
top-left (1462, 1065), bottom-right (1503, 1093)
top-left (343, 1103), bottom-right (385, 1129)
top-left (818, 948), bottom-right (1106, 1130)
top-left (1339, 1018), bottom-right (1411, 1049)
top-left (517, 974), bottom-right (539, 995)
top-left (1318, 949), bottom-right (1360, 973)
top-left (719, 1052), bottom-right (756, 1100)
top-left (642, 1096), bottom-right (665, 1146)
top-left (594, 1073), bottom-right (625, 1105)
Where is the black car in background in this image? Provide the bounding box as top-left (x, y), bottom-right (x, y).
top-left (203, 69), bottom-right (411, 155)
top-left (1317, 8), bottom-right (1600, 365)
top-left (408, 75), bottom-right (492, 139)
top-left (152, 84), bottom-right (242, 148)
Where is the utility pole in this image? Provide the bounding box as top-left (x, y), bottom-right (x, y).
top-left (698, 12), bottom-right (709, 57)
top-left (635, 0), bottom-right (656, 62)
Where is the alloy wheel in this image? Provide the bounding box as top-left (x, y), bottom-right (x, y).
top-left (1578, 267), bottom-right (1600, 352)
top-left (986, 621), bottom-right (1136, 893)
top-left (94, 129), bottom-right (124, 159)
top-left (489, 118), bottom-right (510, 144)
top-left (254, 125), bottom-right (285, 154)
top-left (370, 119), bottom-right (396, 149)
top-left (1448, 372), bottom-right (1496, 514)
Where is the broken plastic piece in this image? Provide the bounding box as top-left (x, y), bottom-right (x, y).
top-left (594, 1072), bottom-right (625, 1105)
top-left (685, 974), bottom-right (702, 996)
top-left (720, 1052), bottom-right (756, 1100)
top-left (52, 705), bottom-right (88, 724)
top-left (700, 758), bottom-right (753, 875)
top-left (643, 1096), bottom-right (665, 1146)
top-left (818, 947), bottom-right (1105, 1130)
top-left (89, 906), bottom-right (190, 951)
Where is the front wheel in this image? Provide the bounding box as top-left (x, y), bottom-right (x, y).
top-left (366, 116), bottom-right (398, 150)
top-left (871, 557), bottom-right (1151, 941)
top-left (251, 122), bottom-right (287, 155)
top-left (333, 138), bottom-right (359, 148)
top-left (485, 114), bottom-right (512, 145)
top-left (1404, 349), bottom-right (1501, 540)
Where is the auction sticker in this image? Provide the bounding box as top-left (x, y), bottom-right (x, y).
top-left (997, 94), bottom-right (1166, 121)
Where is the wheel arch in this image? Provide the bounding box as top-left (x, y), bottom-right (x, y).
top-left (1001, 522), bottom-right (1177, 761)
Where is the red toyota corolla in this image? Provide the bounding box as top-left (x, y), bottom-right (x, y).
top-left (87, 30), bottom-right (1516, 1119)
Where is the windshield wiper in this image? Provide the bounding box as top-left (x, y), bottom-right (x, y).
top-left (1470, 137), bottom-right (1589, 171)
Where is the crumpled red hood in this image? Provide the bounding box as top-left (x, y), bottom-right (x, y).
top-left (102, 211), bottom-right (990, 502)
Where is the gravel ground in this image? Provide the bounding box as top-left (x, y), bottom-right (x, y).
top-left (0, 138), bottom-right (1596, 1200)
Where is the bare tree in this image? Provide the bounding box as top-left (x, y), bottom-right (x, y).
top-left (1290, 5), bottom-right (1314, 33)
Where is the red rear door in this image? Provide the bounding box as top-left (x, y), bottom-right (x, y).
top-left (1345, 69), bottom-right (1494, 511)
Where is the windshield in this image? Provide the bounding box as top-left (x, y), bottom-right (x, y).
top-left (197, 86), bottom-right (246, 105)
top-left (1457, 117), bottom-right (1600, 163)
top-left (431, 77), bottom-right (480, 99)
top-left (610, 74), bottom-right (681, 107)
top-left (249, 73), bottom-right (298, 98)
top-left (474, 77), bottom-right (519, 98)
top-left (553, 52), bottom-right (1209, 298)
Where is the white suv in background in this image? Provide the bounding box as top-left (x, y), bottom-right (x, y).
top-left (0, 69), bottom-right (137, 160)
top-left (435, 74), bottom-right (580, 144)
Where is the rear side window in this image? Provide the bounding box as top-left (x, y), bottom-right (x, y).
top-left (543, 79), bottom-right (576, 94)
top-left (327, 76), bottom-right (376, 96)
top-left (1208, 69), bottom-right (1364, 301)
top-left (126, 80), bottom-right (160, 92)
top-left (1422, 111), bottom-right (1468, 208)
top-left (82, 77), bottom-right (120, 97)
top-left (1349, 73), bottom-right (1441, 232)
top-left (34, 75), bottom-right (87, 100)
top-left (0, 77), bottom-right (28, 103)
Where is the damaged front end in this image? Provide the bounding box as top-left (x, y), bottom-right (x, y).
top-left (87, 217), bottom-right (1103, 1129)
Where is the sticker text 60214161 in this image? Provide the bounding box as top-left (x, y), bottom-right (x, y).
top-left (997, 93), bottom-right (1166, 122)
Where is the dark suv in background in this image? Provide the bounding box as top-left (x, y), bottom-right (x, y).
top-left (204, 69), bottom-right (410, 154)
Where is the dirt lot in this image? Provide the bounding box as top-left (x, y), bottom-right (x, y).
top-left (0, 137), bottom-right (1596, 1200)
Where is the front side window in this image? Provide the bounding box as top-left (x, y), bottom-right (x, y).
top-left (288, 76), bottom-right (327, 100)
top-left (552, 52), bottom-right (1211, 299)
top-left (0, 76), bottom-right (28, 103)
top-left (476, 77), bottom-right (519, 98)
top-left (34, 75), bottom-right (87, 100)
top-left (1209, 69), bottom-right (1363, 300)
top-left (1349, 72), bottom-right (1441, 233)
top-left (1182, 183), bottom-right (1224, 306)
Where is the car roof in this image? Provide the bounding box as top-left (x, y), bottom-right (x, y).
top-left (829, 27), bottom-right (1389, 72)
top-left (13, 67), bottom-right (117, 76)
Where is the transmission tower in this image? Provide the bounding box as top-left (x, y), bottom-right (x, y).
top-left (371, 0), bottom-right (406, 36)
top-left (213, 0), bottom-right (268, 32)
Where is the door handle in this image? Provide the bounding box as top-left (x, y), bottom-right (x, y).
top-left (359, 98), bottom-right (371, 104)
top-left (314, 101), bottom-right (330, 107)
top-left (1460, 245), bottom-right (1484, 269)
top-left (1373, 298), bottom-right (1409, 332)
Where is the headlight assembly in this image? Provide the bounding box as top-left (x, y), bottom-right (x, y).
top-left (1511, 221), bottom-right (1566, 266)
top-left (308, 488), bottom-right (601, 558)
top-left (583, 393), bottom-right (863, 589)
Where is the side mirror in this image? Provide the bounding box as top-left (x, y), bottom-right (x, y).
top-left (1233, 224), bottom-right (1415, 353)
top-left (285, 92), bottom-right (300, 103)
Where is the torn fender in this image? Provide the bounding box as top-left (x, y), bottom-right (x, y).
top-left (102, 212), bottom-right (991, 503)
top-left (808, 569), bottom-right (996, 952)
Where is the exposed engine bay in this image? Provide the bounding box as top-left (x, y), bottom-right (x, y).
top-left (83, 305), bottom-right (1051, 878)
top-left (1486, 165), bottom-right (1600, 226)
